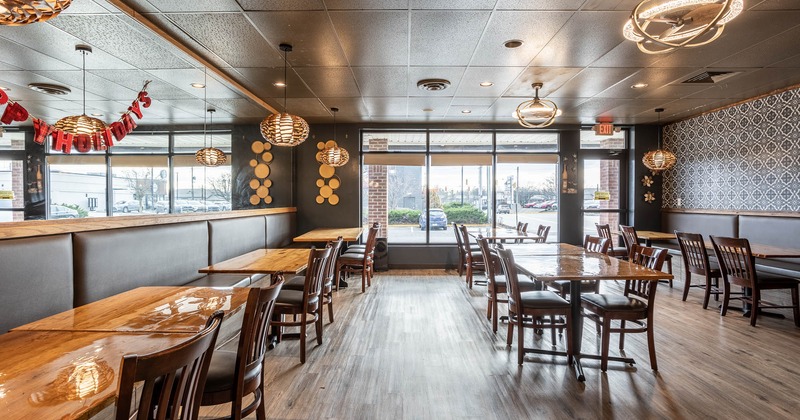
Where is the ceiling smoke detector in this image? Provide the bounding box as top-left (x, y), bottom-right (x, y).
top-left (417, 79), bottom-right (451, 91)
top-left (27, 83), bottom-right (72, 95)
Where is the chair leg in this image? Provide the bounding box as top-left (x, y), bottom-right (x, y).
top-left (791, 286), bottom-right (800, 328)
top-left (466, 263), bottom-right (473, 289)
top-left (647, 324), bottom-right (658, 371)
top-left (316, 313), bottom-right (323, 345)
top-left (335, 263), bottom-right (342, 291)
top-left (300, 316), bottom-right (307, 364)
top-left (702, 274), bottom-right (712, 309)
top-left (327, 293), bottom-right (335, 324)
top-left (667, 257), bottom-right (673, 287)
top-left (682, 272), bottom-right (692, 302)
top-left (565, 311), bottom-right (573, 365)
top-left (492, 296), bottom-right (499, 334)
top-left (507, 313), bottom-right (514, 347)
top-left (750, 289), bottom-right (760, 327)
top-left (255, 384), bottom-right (266, 420)
top-left (720, 280), bottom-right (731, 316)
top-left (619, 320), bottom-right (626, 350)
top-left (600, 317), bottom-right (611, 372)
top-left (549, 316), bottom-right (557, 346)
top-left (517, 315), bottom-right (525, 365)
top-left (486, 294), bottom-right (492, 320)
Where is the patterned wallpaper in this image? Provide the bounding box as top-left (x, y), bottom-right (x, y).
top-left (662, 87), bottom-right (800, 212)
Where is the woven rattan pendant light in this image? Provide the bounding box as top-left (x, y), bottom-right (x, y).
top-left (642, 108), bottom-right (677, 174)
top-left (195, 69), bottom-right (226, 166)
top-left (260, 44), bottom-right (309, 147)
top-left (320, 108), bottom-right (349, 167)
top-left (53, 44), bottom-right (107, 136)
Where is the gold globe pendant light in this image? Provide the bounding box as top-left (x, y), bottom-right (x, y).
top-left (320, 108), bottom-right (349, 168)
top-left (260, 44), bottom-right (309, 147)
top-left (623, 0), bottom-right (744, 54)
top-left (515, 82), bottom-right (561, 128)
top-left (0, 0), bottom-right (72, 26)
top-left (196, 108), bottom-right (227, 167)
top-left (53, 44), bottom-right (107, 136)
top-left (643, 108), bottom-right (677, 174)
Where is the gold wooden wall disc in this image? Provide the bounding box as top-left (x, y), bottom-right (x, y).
top-left (249, 179), bottom-right (260, 189)
top-left (329, 177), bottom-right (341, 189)
top-left (263, 179), bottom-right (273, 187)
top-left (329, 194), bottom-right (339, 205)
top-left (254, 163), bottom-right (270, 178)
top-left (264, 196), bottom-right (273, 204)
top-left (315, 195), bottom-right (324, 204)
top-left (249, 159), bottom-right (258, 167)
top-left (316, 179), bottom-right (325, 187)
top-left (319, 165), bottom-right (335, 178)
top-left (251, 141), bottom-right (264, 154)
top-left (262, 152), bottom-right (273, 162)
top-left (263, 142), bottom-right (272, 150)
top-left (320, 185), bottom-right (333, 198)
top-left (256, 186), bottom-right (269, 198)
top-left (325, 140), bottom-right (337, 149)
top-left (317, 141), bottom-right (325, 150)
top-left (249, 195), bottom-right (260, 205)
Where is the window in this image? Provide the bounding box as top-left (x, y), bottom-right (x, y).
top-left (110, 156), bottom-right (168, 216)
top-left (110, 134), bottom-right (169, 154)
top-left (429, 154), bottom-right (492, 244)
top-left (496, 154), bottom-right (560, 240)
top-left (362, 132), bottom-right (426, 152)
top-left (497, 132), bottom-right (558, 152)
top-left (0, 159), bottom-right (24, 222)
top-left (363, 153), bottom-right (426, 243)
top-left (580, 129), bottom-right (626, 149)
top-left (47, 155), bottom-right (107, 218)
top-left (173, 156), bottom-right (231, 213)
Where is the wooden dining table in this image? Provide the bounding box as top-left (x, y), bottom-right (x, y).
top-left (468, 227), bottom-right (543, 242)
top-left (627, 230), bottom-right (800, 258)
top-left (293, 227), bottom-right (364, 243)
top-left (199, 248), bottom-right (310, 281)
top-left (504, 242), bottom-right (587, 256)
top-left (513, 250), bottom-right (673, 381)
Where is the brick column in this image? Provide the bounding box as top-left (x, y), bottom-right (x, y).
top-left (368, 138), bottom-right (388, 237)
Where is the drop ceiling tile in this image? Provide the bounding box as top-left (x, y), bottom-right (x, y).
top-left (594, 67), bottom-right (699, 99)
top-left (750, 0), bottom-right (800, 10)
top-left (142, 0), bottom-right (242, 12)
top-left (651, 11), bottom-right (800, 68)
top-left (446, 104), bottom-right (491, 117)
top-left (0, 71), bottom-right (104, 101)
top-left (580, 0), bottom-right (641, 11)
top-left (47, 15), bottom-right (193, 69)
top-left (207, 98), bottom-right (267, 118)
top-left (408, 97), bottom-right (453, 115)
top-left (236, 0), bottom-right (324, 11)
top-left (408, 67), bottom-right (466, 96)
top-left (246, 11), bottom-right (348, 67)
top-left (140, 13), bottom-right (234, 71)
top-left (685, 68), bottom-right (800, 101)
top-left (294, 67), bottom-right (361, 97)
top-left (711, 25), bottom-right (800, 68)
top-left (267, 98), bottom-right (328, 116)
top-left (531, 11), bottom-right (630, 67)
top-left (566, 97), bottom-right (632, 118)
top-left (772, 54), bottom-right (800, 68)
top-left (496, 0), bottom-right (586, 10)
top-left (411, 0), bottom-right (496, 9)
top-left (352, 67), bottom-right (409, 97)
top-left (504, 67), bottom-right (583, 97)
top-left (471, 11), bottom-right (573, 67)
top-left (33, 70), bottom-right (139, 101)
top-left (410, 11), bottom-right (491, 66)
top-left (145, 69), bottom-right (243, 99)
top-left (450, 97), bottom-right (496, 106)
top-left (0, 61), bottom-right (20, 71)
top-left (0, 38), bottom-right (77, 71)
top-left (161, 14), bottom-right (280, 68)
top-left (656, 98), bottom-right (730, 118)
top-left (61, 0), bottom-right (116, 14)
top-left (88, 69), bottom-right (196, 100)
top-left (326, 0), bottom-right (408, 9)
top-left (550, 67), bottom-right (639, 98)
top-left (590, 41), bottom-right (665, 68)
top-left (454, 67), bottom-right (525, 97)
top-left (604, 98), bottom-right (672, 118)
top-left (317, 97), bottom-right (369, 117)
top-left (635, 83), bottom-right (717, 100)
top-left (234, 67), bottom-right (315, 98)
top-left (329, 11), bottom-right (408, 66)
top-left (362, 97), bottom-right (408, 116)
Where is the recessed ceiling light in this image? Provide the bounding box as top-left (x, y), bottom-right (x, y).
top-left (422, 108), bottom-right (434, 112)
top-left (190, 83), bottom-right (205, 88)
top-left (631, 83), bottom-right (648, 89)
top-left (503, 39), bottom-right (524, 49)
top-left (90, 113), bottom-right (103, 117)
top-left (461, 109), bottom-right (472, 114)
top-left (479, 82), bottom-right (494, 87)
top-left (273, 82), bottom-right (286, 87)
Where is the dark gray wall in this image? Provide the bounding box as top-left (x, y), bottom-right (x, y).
top-left (629, 125), bottom-right (662, 232)
top-left (231, 124), bottom-right (295, 209)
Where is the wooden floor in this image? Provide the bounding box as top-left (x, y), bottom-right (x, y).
top-left (200, 266), bottom-right (800, 419)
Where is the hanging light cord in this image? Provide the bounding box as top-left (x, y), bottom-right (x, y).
top-left (283, 47), bottom-right (288, 113)
top-left (333, 109), bottom-right (337, 141)
top-left (209, 108), bottom-right (214, 148)
top-left (81, 49), bottom-right (86, 116)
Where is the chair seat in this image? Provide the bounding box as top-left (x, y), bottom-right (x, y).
top-left (493, 275), bottom-right (537, 292)
top-left (758, 275), bottom-right (800, 289)
top-left (282, 275), bottom-right (306, 290)
top-left (550, 280), bottom-right (597, 294)
top-left (340, 252), bottom-right (367, 260)
top-left (469, 251), bottom-right (483, 259)
top-left (518, 291), bottom-right (570, 309)
top-left (204, 350), bottom-right (261, 394)
top-left (276, 289), bottom-right (318, 306)
top-left (581, 293), bottom-right (648, 311)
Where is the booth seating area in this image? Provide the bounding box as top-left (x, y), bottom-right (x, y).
top-left (0, 209), bottom-right (296, 335)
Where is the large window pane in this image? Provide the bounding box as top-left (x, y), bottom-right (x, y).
top-left (429, 158), bottom-right (492, 244)
top-left (497, 132), bottom-right (558, 152)
top-left (110, 156), bottom-right (168, 216)
top-left (583, 158), bottom-right (622, 237)
top-left (47, 156), bottom-right (106, 218)
top-left (362, 132), bottom-right (426, 152)
top-left (496, 159), bottom-right (559, 240)
top-left (429, 131), bottom-right (491, 152)
top-left (363, 162), bottom-right (426, 243)
top-left (173, 156), bottom-right (231, 213)
top-left (0, 159), bottom-right (24, 222)
top-left (0, 131), bottom-right (25, 150)
top-left (110, 134), bottom-right (169, 154)
top-left (580, 129), bottom-right (626, 149)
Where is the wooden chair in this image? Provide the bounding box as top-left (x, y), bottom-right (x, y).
top-left (453, 222), bottom-right (467, 277)
top-left (346, 222), bottom-right (379, 253)
top-left (284, 237), bottom-right (343, 323)
top-left (548, 235), bottom-right (610, 299)
top-left (116, 311), bottom-right (224, 420)
top-left (710, 236), bottom-right (800, 327)
top-left (675, 231), bottom-right (724, 308)
top-left (596, 223), bottom-right (628, 258)
top-left (514, 222), bottom-right (530, 244)
top-left (337, 226), bottom-right (378, 292)
top-left (459, 224), bottom-right (485, 289)
top-left (477, 237), bottom-right (537, 333)
top-left (200, 281), bottom-right (284, 420)
top-left (619, 225), bottom-right (673, 286)
top-left (533, 224), bottom-right (550, 243)
top-left (496, 247), bottom-right (572, 365)
top-left (272, 246), bottom-right (333, 363)
top-left (580, 245), bottom-right (667, 372)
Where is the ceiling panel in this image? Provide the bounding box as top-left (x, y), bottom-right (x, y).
top-left (711, 25), bottom-right (800, 68)
top-left (293, 67), bottom-right (361, 97)
top-left (496, 0), bottom-right (586, 10)
top-left (409, 11), bottom-right (491, 66)
top-left (316, 97), bottom-right (369, 118)
top-left (139, 0), bottom-right (242, 12)
top-left (246, 11), bottom-right (348, 67)
top-left (362, 97), bottom-right (407, 116)
top-left (0, 38), bottom-right (78, 71)
top-left (455, 67), bottom-right (526, 97)
top-left (504, 67), bottom-right (583, 97)
top-left (408, 67), bottom-right (466, 96)
top-left (549, 67), bottom-right (639, 98)
top-left (145, 69), bottom-right (245, 99)
top-left (412, 0), bottom-right (496, 9)
top-left (233, 67), bottom-right (315, 99)
top-left (352, 67), bottom-right (409, 97)
top-left (593, 67), bottom-right (699, 99)
top-left (531, 11), bottom-right (629, 68)
top-left (326, 0), bottom-right (408, 10)
top-left (88, 69), bottom-right (196, 100)
top-left (329, 11), bottom-right (408, 66)
top-left (470, 11), bottom-right (573, 67)
top-left (407, 97), bottom-right (453, 115)
top-left (236, 0), bottom-right (324, 11)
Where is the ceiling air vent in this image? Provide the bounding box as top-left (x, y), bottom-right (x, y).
top-left (681, 71), bottom-right (742, 84)
top-left (417, 79), bottom-right (450, 91)
top-left (27, 83), bottom-right (72, 95)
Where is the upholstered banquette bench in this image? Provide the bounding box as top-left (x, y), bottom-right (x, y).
top-left (0, 208), bottom-right (296, 335)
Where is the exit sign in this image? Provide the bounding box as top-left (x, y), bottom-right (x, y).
top-left (594, 123), bottom-right (615, 136)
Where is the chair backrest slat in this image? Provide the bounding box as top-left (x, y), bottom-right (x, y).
top-left (619, 225), bottom-right (639, 254)
top-left (625, 245), bottom-right (667, 307)
top-left (496, 248), bottom-right (523, 312)
top-left (238, 281), bottom-right (284, 385)
top-left (710, 236), bottom-right (756, 288)
top-left (675, 231), bottom-right (713, 276)
top-left (304, 247), bottom-right (334, 312)
top-left (584, 235), bottom-right (610, 254)
top-left (535, 225), bottom-right (550, 243)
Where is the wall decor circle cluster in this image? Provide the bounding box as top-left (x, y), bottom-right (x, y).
top-left (315, 141), bottom-right (341, 205)
top-left (248, 139), bottom-right (274, 206)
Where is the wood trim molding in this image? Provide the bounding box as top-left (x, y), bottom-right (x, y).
top-left (0, 208), bottom-right (297, 240)
top-left (662, 208), bottom-right (800, 218)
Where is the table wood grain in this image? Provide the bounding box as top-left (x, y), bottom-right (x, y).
top-left (504, 243), bottom-right (588, 256)
top-left (293, 227), bottom-right (364, 243)
top-left (199, 248), bottom-right (310, 275)
top-left (513, 253), bottom-right (674, 281)
top-left (0, 330), bottom-right (194, 420)
top-left (468, 227), bottom-right (544, 241)
top-left (13, 286), bottom-right (250, 333)
top-left (621, 230), bottom-right (800, 259)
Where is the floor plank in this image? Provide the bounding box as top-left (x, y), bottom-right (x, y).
top-left (200, 265), bottom-right (800, 419)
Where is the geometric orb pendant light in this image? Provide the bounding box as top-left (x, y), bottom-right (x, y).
top-left (515, 82), bottom-right (560, 128)
top-left (319, 108), bottom-right (349, 167)
top-left (623, 0), bottom-right (744, 54)
top-left (53, 44), bottom-right (107, 136)
top-left (642, 108), bottom-right (677, 174)
top-left (260, 43), bottom-right (309, 147)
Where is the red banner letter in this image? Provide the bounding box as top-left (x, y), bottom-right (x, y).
top-left (110, 121), bottom-right (127, 142)
top-left (0, 89), bottom-right (8, 105)
top-left (74, 134), bottom-right (92, 153)
top-left (121, 113), bottom-right (137, 132)
top-left (128, 99), bottom-right (143, 119)
top-left (52, 130), bottom-right (73, 154)
top-left (1, 102), bottom-right (28, 124)
top-left (100, 127), bottom-right (114, 148)
top-left (33, 118), bottom-right (53, 145)
top-left (138, 91), bottom-right (151, 108)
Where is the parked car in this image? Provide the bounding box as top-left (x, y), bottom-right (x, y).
top-left (113, 200), bottom-right (139, 213)
top-left (497, 204), bottom-right (511, 214)
top-left (50, 205), bottom-right (79, 219)
top-left (584, 200), bottom-right (600, 209)
top-left (522, 201), bottom-right (542, 208)
top-left (419, 208), bottom-right (448, 230)
top-left (174, 200), bottom-right (195, 213)
top-left (539, 200), bottom-right (558, 211)
top-left (155, 201), bottom-right (170, 214)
